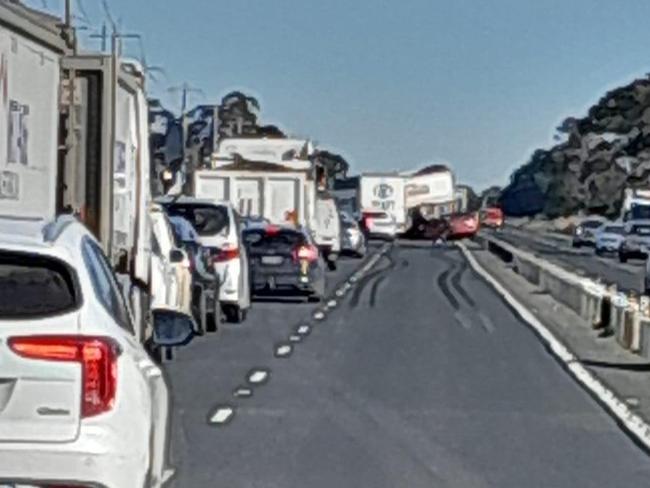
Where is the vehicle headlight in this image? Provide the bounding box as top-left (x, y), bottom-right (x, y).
top-left (575, 227), bottom-right (584, 236)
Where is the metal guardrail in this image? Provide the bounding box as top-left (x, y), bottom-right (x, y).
top-left (475, 232), bottom-right (650, 358)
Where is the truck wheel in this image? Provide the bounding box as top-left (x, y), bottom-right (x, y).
top-left (223, 304), bottom-right (246, 324)
top-left (207, 292), bottom-right (221, 334)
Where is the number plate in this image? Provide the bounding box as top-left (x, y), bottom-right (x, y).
top-left (261, 255), bottom-right (284, 265)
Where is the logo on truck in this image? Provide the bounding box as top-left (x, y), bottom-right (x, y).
top-left (372, 184), bottom-right (396, 211)
top-left (373, 184), bottom-right (394, 200)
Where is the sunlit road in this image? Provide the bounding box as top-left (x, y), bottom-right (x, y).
top-left (164, 242), bottom-right (650, 488)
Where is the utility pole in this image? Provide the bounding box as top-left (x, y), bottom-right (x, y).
top-left (88, 24), bottom-right (110, 53)
top-left (167, 83), bottom-right (204, 191)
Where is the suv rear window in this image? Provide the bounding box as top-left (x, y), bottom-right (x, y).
top-left (165, 204), bottom-right (230, 236)
top-left (244, 229), bottom-right (306, 253)
top-left (364, 212), bottom-right (387, 218)
top-left (0, 251), bottom-right (79, 318)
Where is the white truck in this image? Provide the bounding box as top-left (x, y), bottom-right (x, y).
top-left (622, 188), bottom-right (650, 222)
top-left (58, 55), bottom-right (160, 342)
top-left (404, 166), bottom-right (456, 219)
top-left (195, 139), bottom-right (341, 265)
top-left (0, 11), bottom-right (168, 344)
top-left (359, 173), bottom-right (408, 233)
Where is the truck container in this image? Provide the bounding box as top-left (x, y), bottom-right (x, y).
top-left (60, 55), bottom-right (153, 341)
top-left (196, 142), bottom-right (341, 262)
top-left (0, 6), bottom-right (64, 220)
top-left (404, 166), bottom-right (455, 219)
top-left (359, 173), bottom-right (408, 233)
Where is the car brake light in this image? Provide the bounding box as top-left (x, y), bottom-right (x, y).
top-left (8, 336), bottom-right (120, 418)
top-left (363, 215), bottom-right (374, 229)
top-left (265, 225), bottom-right (281, 236)
top-left (212, 245), bottom-right (240, 263)
top-left (293, 244), bottom-right (319, 262)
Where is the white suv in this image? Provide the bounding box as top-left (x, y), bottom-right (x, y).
top-left (0, 216), bottom-right (173, 488)
top-left (158, 197), bottom-right (251, 323)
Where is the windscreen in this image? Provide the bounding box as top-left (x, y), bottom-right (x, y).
top-left (244, 229), bottom-right (306, 255)
top-left (0, 251), bottom-right (79, 318)
top-left (166, 204), bottom-right (230, 236)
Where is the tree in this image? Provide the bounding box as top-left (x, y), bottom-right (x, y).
top-left (217, 91), bottom-right (261, 139)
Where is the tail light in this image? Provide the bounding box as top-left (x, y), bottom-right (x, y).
top-left (362, 215), bottom-right (374, 230)
top-left (212, 244), bottom-right (240, 263)
top-left (9, 336), bottom-right (120, 418)
top-left (293, 244), bottom-right (319, 263)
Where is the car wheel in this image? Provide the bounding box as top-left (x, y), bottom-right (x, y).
top-left (595, 247), bottom-right (603, 256)
top-left (619, 252), bottom-right (628, 263)
top-left (572, 241), bottom-right (581, 248)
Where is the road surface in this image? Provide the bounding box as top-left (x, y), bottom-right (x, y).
top-left (491, 227), bottom-right (644, 292)
top-left (164, 241), bottom-right (650, 488)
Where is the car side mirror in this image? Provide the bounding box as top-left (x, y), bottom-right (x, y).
top-left (169, 248), bottom-right (185, 263)
top-left (151, 309), bottom-right (195, 347)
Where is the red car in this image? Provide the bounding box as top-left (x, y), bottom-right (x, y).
top-left (448, 212), bottom-right (480, 239)
top-left (481, 207), bottom-right (504, 229)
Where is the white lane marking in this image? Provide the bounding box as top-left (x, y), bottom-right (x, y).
top-left (289, 334), bottom-right (302, 343)
top-left (454, 311), bottom-right (472, 330)
top-left (458, 241), bottom-right (650, 451)
top-left (314, 311), bottom-right (326, 321)
top-left (209, 406), bottom-right (235, 425)
top-left (275, 344), bottom-right (293, 357)
top-left (327, 299), bottom-right (337, 309)
top-left (297, 324), bottom-right (311, 335)
top-left (233, 387), bottom-right (253, 398)
top-left (478, 312), bottom-right (496, 333)
top-left (336, 288), bottom-right (345, 297)
top-left (248, 369), bottom-right (270, 385)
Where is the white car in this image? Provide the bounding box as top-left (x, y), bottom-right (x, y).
top-left (0, 216), bottom-right (175, 488)
top-left (158, 197), bottom-right (251, 323)
top-left (340, 211), bottom-right (367, 257)
top-left (361, 209), bottom-right (397, 240)
top-left (150, 205), bottom-right (196, 330)
top-left (595, 223), bottom-right (626, 255)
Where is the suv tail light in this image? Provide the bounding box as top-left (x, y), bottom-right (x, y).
top-left (212, 245), bottom-right (240, 263)
top-left (293, 244), bottom-right (319, 263)
top-left (9, 336), bottom-right (120, 418)
top-left (362, 214), bottom-right (374, 230)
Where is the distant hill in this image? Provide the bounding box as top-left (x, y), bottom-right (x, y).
top-left (501, 77), bottom-right (650, 218)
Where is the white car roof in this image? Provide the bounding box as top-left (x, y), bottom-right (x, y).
top-left (0, 216), bottom-right (92, 265)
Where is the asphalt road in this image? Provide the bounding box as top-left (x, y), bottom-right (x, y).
top-left (163, 241), bottom-right (650, 488)
top-left (491, 227), bottom-right (645, 292)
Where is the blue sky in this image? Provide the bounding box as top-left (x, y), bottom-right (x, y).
top-left (31, 0), bottom-right (650, 189)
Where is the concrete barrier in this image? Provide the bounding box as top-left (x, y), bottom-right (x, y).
top-left (476, 232), bottom-right (650, 358)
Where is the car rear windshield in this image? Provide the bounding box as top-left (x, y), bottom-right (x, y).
top-left (244, 229), bottom-right (306, 253)
top-left (0, 251), bottom-right (79, 318)
top-left (364, 212), bottom-right (387, 218)
top-left (165, 204), bottom-right (229, 236)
